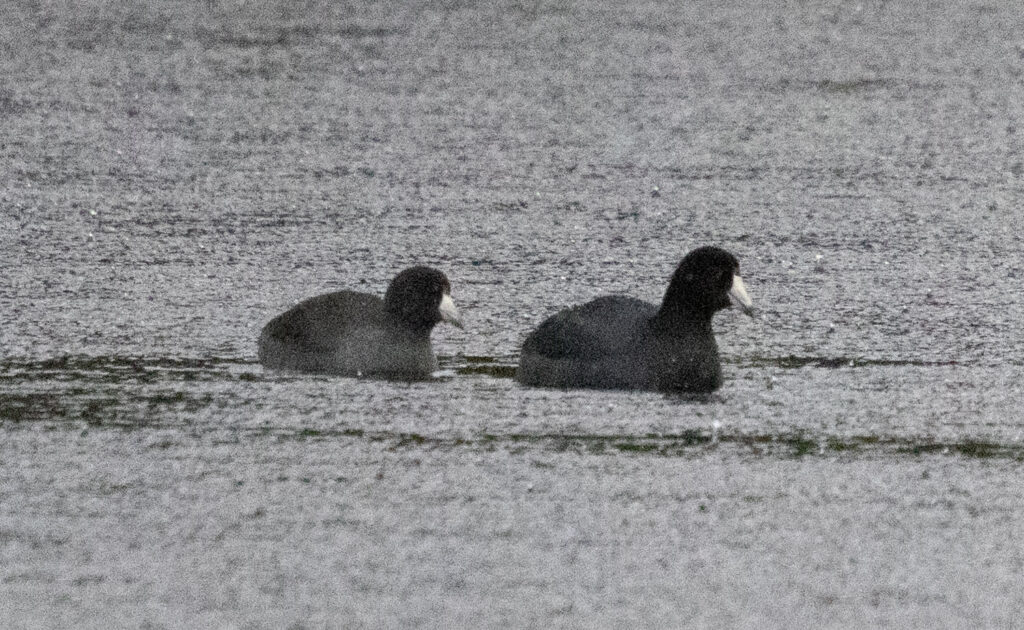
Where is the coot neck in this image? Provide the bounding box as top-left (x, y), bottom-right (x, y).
top-left (383, 307), bottom-right (436, 339)
top-left (653, 300), bottom-right (715, 335)
top-left (654, 272), bottom-right (722, 334)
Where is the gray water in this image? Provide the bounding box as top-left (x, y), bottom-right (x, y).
top-left (3, 1), bottom-right (1024, 627)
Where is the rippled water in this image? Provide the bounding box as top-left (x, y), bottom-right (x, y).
top-left (4, 0), bottom-right (1024, 627)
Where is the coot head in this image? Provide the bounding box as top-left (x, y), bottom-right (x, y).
top-left (383, 266), bottom-right (464, 331)
top-left (659, 246), bottom-right (753, 319)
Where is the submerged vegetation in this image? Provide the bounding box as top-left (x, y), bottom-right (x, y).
top-left (0, 354), bottom-right (1019, 459)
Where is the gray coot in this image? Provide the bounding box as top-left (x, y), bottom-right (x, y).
top-left (258, 266), bottom-right (463, 379)
top-left (516, 246), bottom-right (753, 392)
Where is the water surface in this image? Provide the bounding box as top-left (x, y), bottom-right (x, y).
top-left (3, 0), bottom-right (1024, 627)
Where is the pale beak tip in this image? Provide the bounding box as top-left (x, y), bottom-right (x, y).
top-left (438, 293), bottom-right (464, 329)
top-left (729, 274), bottom-right (754, 318)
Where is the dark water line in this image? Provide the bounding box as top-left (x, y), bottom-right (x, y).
top-left (0, 353), bottom-right (990, 381)
top-left (219, 426), bottom-right (1024, 460)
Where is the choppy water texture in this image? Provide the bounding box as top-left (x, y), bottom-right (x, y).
top-left (3, 1), bottom-right (1024, 627)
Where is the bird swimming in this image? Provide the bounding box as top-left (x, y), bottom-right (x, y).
top-left (516, 246), bottom-right (752, 392)
top-left (258, 266), bottom-right (463, 379)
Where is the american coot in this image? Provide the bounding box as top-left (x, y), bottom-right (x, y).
top-left (258, 266), bottom-right (463, 379)
top-left (516, 246), bottom-right (753, 392)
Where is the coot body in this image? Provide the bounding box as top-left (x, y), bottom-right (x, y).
top-left (258, 266), bottom-right (462, 379)
top-left (516, 247), bottom-right (752, 392)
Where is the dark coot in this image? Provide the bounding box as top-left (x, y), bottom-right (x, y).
top-left (516, 247), bottom-right (753, 392)
top-left (258, 266), bottom-right (463, 379)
